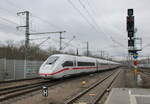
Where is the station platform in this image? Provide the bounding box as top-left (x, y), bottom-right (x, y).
top-left (105, 88), bottom-right (150, 104)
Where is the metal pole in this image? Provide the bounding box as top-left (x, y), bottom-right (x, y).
top-left (25, 11), bottom-right (30, 61)
top-left (87, 41), bottom-right (89, 56)
top-left (24, 11), bottom-right (29, 79)
top-left (17, 11), bottom-right (30, 79)
top-left (100, 51), bottom-right (102, 58)
top-left (24, 60), bottom-right (26, 78)
top-left (4, 58), bottom-right (6, 80)
top-left (13, 59), bottom-right (16, 79)
top-left (76, 48), bottom-right (79, 56)
top-left (59, 32), bottom-right (62, 51)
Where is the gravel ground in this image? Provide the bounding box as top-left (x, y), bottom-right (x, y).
top-left (2, 70), bottom-right (115, 104)
top-left (124, 68), bottom-right (137, 88)
top-left (141, 68), bottom-right (150, 73)
top-left (140, 71), bottom-right (150, 88)
top-left (123, 68), bottom-right (150, 88)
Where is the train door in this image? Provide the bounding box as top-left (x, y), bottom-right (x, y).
top-left (96, 60), bottom-right (98, 72)
top-left (61, 57), bottom-right (74, 77)
top-left (73, 56), bottom-right (77, 74)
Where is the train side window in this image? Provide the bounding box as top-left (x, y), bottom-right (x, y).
top-left (77, 62), bottom-right (95, 66)
top-left (101, 63), bottom-right (108, 65)
top-left (62, 61), bottom-right (73, 67)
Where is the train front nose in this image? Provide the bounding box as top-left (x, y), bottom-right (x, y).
top-left (39, 65), bottom-right (54, 78)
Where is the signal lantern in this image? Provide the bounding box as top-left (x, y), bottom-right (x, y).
top-left (128, 39), bottom-right (134, 46)
top-left (128, 9), bottom-right (133, 16)
top-left (127, 16), bottom-right (134, 31)
top-left (128, 31), bottom-right (134, 38)
top-left (134, 60), bottom-right (138, 66)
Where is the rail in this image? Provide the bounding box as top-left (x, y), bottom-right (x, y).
top-left (64, 69), bottom-right (121, 104)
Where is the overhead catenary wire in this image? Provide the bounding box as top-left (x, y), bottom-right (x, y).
top-left (0, 4), bottom-right (42, 33)
top-left (110, 37), bottom-right (128, 49)
top-left (78, 0), bottom-right (100, 31)
top-left (2, 0), bottom-right (128, 57)
top-left (81, 0), bottom-right (127, 49)
top-left (61, 36), bottom-right (76, 50)
top-left (1, 0), bottom-right (86, 54)
top-left (0, 7), bottom-right (16, 15)
top-left (4, 0), bottom-right (25, 11)
top-left (2, 0), bottom-right (88, 45)
top-left (0, 16), bottom-right (30, 36)
top-left (4, 0), bottom-right (63, 31)
top-left (29, 37), bottom-right (51, 41)
top-left (0, 16), bottom-right (19, 25)
top-left (0, 9), bottom-right (37, 34)
top-left (141, 44), bottom-right (150, 50)
top-left (31, 14), bottom-right (62, 30)
top-left (84, 0), bottom-right (124, 36)
top-left (42, 37), bottom-right (84, 51)
top-left (53, 38), bottom-right (79, 49)
top-left (4, 0), bottom-right (89, 35)
top-left (85, 0), bottom-right (97, 16)
top-left (67, 0), bottom-right (99, 33)
top-left (77, 0), bottom-right (118, 45)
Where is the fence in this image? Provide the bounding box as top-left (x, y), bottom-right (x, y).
top-left (0, 59), bottom-right (43, 81)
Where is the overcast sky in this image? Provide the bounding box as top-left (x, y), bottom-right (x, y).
top-left (0, 0), bottom-right (150, 60)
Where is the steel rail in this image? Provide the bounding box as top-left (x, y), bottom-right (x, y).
top-left (0, 79), bottom-right (60, 102)
top-left (64, 70), bottom-right (119, 104)
top-left (0, 72), bottom-right (96, 102)
top-left (0, 80), bottom-right (50, 95)
top-left (0, 77), bottom-right (40, 84)
top-left (91, 70), bottom-right (121, 104)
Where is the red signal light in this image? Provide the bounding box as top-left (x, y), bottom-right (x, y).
top-left (134, 61), bottom-right (138, 65)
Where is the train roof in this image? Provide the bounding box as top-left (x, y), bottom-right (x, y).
top-left (50, 54), bottom-right (119, 64)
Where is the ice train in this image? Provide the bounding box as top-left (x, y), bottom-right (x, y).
top-left (39, 54), bottom-right (120, 79)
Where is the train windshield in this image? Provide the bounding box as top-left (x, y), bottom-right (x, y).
top-left (46, 56), bottom-right (59, 64)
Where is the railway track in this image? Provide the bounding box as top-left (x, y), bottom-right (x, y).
top-left (0, 77), bottom-right (44, 91)
top-left (139, 69), bottom-right (150, 76)
top-left (64, 69), bottom-right (121, 104)
top-left (0, 72), bottom-right (102, 102)
top-left (0, 80), bottom-right (53, 102)
top-left (0, 80), bottom-right (50, 95)
top-left (0, 77), bottom-right (40, 84)
top-left (0, 69), bottom-right (120, 103)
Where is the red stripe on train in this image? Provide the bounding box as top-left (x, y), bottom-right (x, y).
top-left (39, 66), bottom-right (110, 76)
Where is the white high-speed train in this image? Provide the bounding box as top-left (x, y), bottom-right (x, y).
top-left (39, 54), bottom-right (120, 79)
